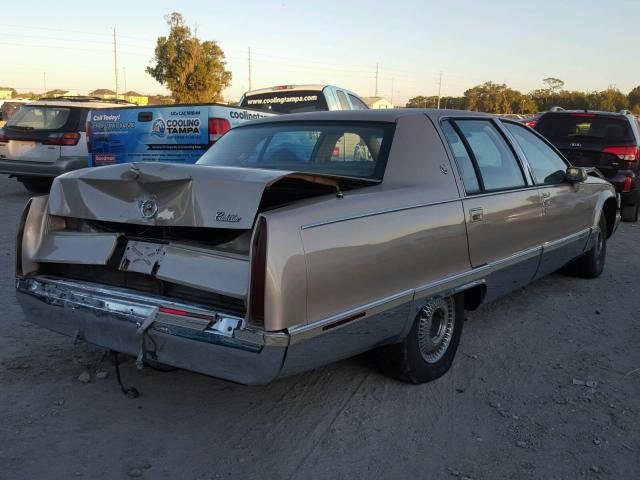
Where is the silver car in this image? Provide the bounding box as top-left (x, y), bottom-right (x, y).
top-left (16, 109), bottom-right (618, 385)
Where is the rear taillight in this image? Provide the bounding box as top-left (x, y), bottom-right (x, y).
top-left (0, 130), bottom-right (8, 143)
top-left (43, 132), bottom-right (81, 146)
top-left (623, 176), bottom-right (633, 193)
top-left (208, 118), bottom-right (231, 146)
top-left (571, 113), bottom-right (596, 117)
top-left (249, 217), bottom-right (267, 326)
top-left (524, 120), bottom-right (536, 128)
top-left (602, 146), bottom-right (639, 161)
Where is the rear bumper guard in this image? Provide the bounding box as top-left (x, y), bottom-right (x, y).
top-left (16, 276), bottom-right (288, 385)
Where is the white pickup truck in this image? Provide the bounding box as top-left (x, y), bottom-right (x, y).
top-left (87, 85), bottom-right (368, 167)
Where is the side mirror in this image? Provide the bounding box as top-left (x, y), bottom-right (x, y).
top-left (566, 167), bottom-right (588, 183)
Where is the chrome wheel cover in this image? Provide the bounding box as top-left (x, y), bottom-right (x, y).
top-left (417, 297), bottom-right (455, 364)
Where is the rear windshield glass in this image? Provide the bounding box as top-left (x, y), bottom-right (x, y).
top-left (536, 114), bottom-right (633, 144)
top-left (197, 121), bottom-right (394, 180)
top-left (6, 106), bottom-right (71, 131)
top-left (240, 90), bottom-right (328, 113)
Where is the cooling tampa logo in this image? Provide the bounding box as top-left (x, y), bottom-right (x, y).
top-left (151, 118), bottom-right (166, 137)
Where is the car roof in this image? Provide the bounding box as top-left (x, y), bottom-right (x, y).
top-left (244, 84), bottom-right (332, 95)
top-left (237, 108), bottom-right (490, 126)
top-left (541, 109), bottom-right (633, 119)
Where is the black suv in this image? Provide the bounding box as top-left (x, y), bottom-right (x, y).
top-left (535, 110), bottom-right (640, 222)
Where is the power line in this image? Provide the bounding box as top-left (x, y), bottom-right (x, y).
top-left (375, 63), bottom-right (379, 96)
top-left (248, 47), bottom-right (252, 91)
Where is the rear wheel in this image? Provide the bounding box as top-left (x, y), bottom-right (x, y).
top-left (566, 214), bottom-right (607, 278)
top-left (621, 203), bottom-right (639, 223)
top-left (19, 177), bottom-right (53, 194)
top-left (376, 294), bottom-right (464, 384)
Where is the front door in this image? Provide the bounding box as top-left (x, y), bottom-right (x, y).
top-left (502, 121), bottom-right (596, 278)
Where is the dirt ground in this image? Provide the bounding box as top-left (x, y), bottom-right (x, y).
top-left (0, 176), bottom-right (638, 480)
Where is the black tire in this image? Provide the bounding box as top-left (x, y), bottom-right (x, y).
top-left (566, 214), bottom-right (607, 279)
top-left (19, 178), bottom-right (53, 194)
top-left (621, 203), bottom-right (639, 222)
top-left (376, 294), bottom-right (464, 384)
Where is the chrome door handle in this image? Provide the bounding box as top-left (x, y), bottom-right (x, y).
top-left (469, 207), bottom-right (484, 222)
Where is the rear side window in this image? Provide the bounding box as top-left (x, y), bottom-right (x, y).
top-left (536, 113), bottom-right (634, 144)
top-left (336, 90), bottom-right (351, 110)
top-left (504, 122), bottom-right (567, 185)
top-left (6, 106), bottom-right (70, 130)
top-left (455, 120), bottom-right (526, 191)
top-left (441, 121), bottom-right (480, 194)
top-left (348, 94), bottom-right (368, 110)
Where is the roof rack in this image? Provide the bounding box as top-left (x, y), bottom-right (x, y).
top-left (619, 109), bottom-right (631, 115)
top-left (549, 106), bottom-right (565, 112)
top-left (37, 96), bottom-right (134, 105)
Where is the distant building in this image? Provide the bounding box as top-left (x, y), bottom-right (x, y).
top-left (89, 89), bottom-right (117, 99)
top-left (147, 95), bottom-right (174, 105)
top-left (362, 96), bottom-right (394, 109)
top-left (0, 87), bottom-right (15, 100)
top-left (43, 89), bottom-right (77, 98)
top-left (123, 91), bottom-right (148, 105)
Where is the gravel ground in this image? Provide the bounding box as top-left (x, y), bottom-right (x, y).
top-left (0, 176), bottom-right (638, 480)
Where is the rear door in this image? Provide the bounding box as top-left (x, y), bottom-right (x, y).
top-left (503, 121), bottom-right (595, 277)
top-left (441, 118), bottom-right (545, 301)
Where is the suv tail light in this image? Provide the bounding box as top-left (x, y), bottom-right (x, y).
top-left (43, 132), bottom-right (81, 146)
top-left (623, 176), bottom-right (633, 193)
top-left (602, 146), bottom-right (639, 161)
top-left (524, 120), bottom-right (536, 128)
top-left (249, 217), bottom-right (267, 326)
top-left (208, 118), bottom-right (230, 146)
top-left (0, 130), bottom-right (8, 143)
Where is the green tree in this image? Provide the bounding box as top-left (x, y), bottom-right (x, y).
top-left (147, 12), bottom-right (232, 103)
top-left (543, 77), bottom-right (564, 94)
top-left (628, 85), bottom-right (640, 111)
top-left (464, 81), bottom-right (527, 113)
top-left (594, 87), bottom-right (628, 112)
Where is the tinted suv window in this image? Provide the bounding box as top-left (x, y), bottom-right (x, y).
top-left (504, 122), bottom-right (567, 185)
top-left (441, 121), bottom-right (480, 193)
top-left (336, 90), bottom-right (351, 110)
top-left (536, 113), bottom-right (634, 145)
top-left (455, 120), bottom-right (526, 191)
top-left (240, 90), bottom-right (328, 113)
top-left (348, 94), bottom-right (368, 110)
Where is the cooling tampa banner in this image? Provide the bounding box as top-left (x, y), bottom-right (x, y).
top-left (88, 106), bottom-right (210, 166)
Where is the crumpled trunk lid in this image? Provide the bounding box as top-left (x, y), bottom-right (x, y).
top-left (48, 162), bottom-right (298, 229)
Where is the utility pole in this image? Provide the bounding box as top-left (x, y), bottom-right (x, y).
top-left (374, 63), bottom-right (379, 97)
top-left (248, 47), bottom-right (252, 91)
top-left (113, 28), bottom-right (119, 99)
top-left (437, 71), bottom-right (443, 109)
top-left (390, 77), bottom-right (394, 106)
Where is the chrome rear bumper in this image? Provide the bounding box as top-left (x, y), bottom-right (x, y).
top-left (16, 276), bottom-right (288, 385)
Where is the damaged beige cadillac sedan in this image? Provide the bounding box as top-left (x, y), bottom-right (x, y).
top-left (16, 109), bottom-right (619, 385)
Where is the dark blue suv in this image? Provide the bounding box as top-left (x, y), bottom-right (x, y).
top-left (536, 110), bottom-right (640, 222)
